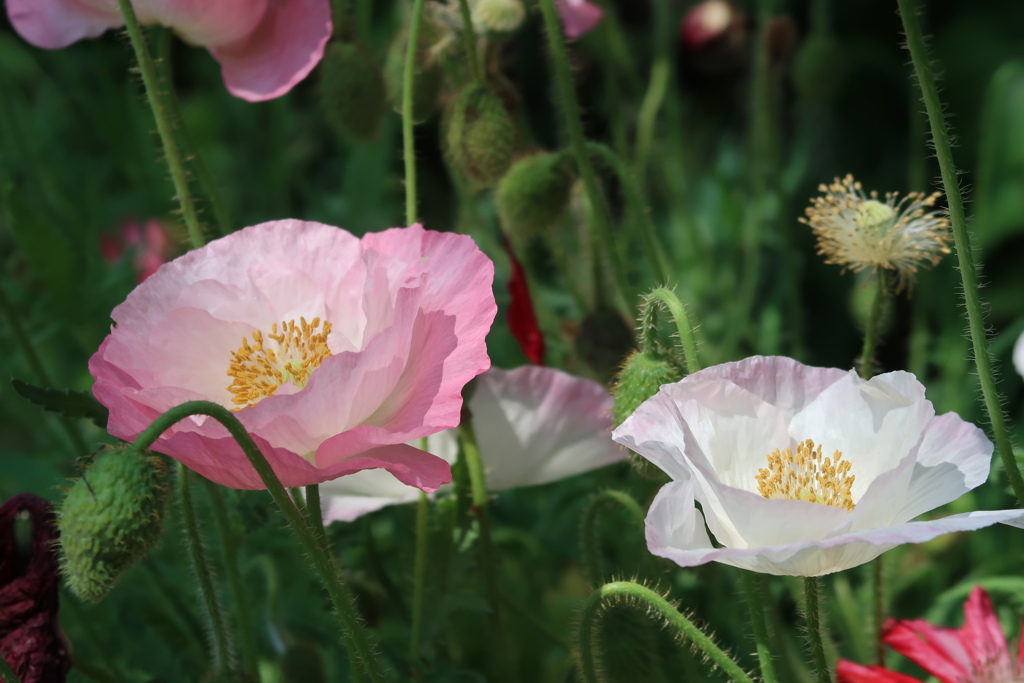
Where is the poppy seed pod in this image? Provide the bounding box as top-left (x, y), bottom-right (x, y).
top-left (58, 445), bottom-right (170, 602)
top-left (496, 151), bottom-right (575, 240)
top-left (319, 42), bottom-right (388, 143)
top-left (445, 83), bottom-right (516, 187)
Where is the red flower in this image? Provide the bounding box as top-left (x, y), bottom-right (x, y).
top-left (503, 236), bottom-right (545, 366)
top-left (0, 494), bottom-right (70, 683)
top-left (837, 586), bottom-right (1024, 683)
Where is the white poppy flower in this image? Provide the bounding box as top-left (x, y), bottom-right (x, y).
top-left (1013, 329), bottom-right (1024, 380)
top-left (322, 366), bottom-right (623, 523)
top-left (612, 356), bottom-right (1024, 577)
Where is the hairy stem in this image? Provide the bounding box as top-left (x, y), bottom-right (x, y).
top-left (409, 491), bottom-right (430, 661)
top-left (580, 490), bottom-right (646, 587)
top-left (742, 572), bottom-right (778, 683)
top-left (803, 577), bottom-right (832, 683)
top-left (403, 0), bottom-right (428, 225)
top-left (455, 0), bottom-right (482, 82)
top-left (305, 483), bottom-right (326, 543)
top-left (858, 270), bottom-right (889, 379)
top-left (639, 287), bottom-right (702, 374)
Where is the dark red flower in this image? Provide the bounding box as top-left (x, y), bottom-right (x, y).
top-left (503, 236), bottom-right (546, 366)
top-left (0, 493), bottom-right (70, 683)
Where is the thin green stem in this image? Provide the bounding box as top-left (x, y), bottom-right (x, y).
top-left (858, 270), bottom-right (889, 379)
top-left (115, 0), bottom-right (204, 248)
top-left (742, 572), bottom-right (778, 683)
top-left (177, 464), bottom-right (234, 673)
top-left (154, 28), bottom-right (229, 237)
top-left (896, 0), bottom-right (1024, 506)
top-left (403, 0), bottom-right (428, 226)
top-left (0, 648), bottom-right (21, 683)
top-left (634, 59), bottom-right (669, 181)
top-left (455, 0), bottom-right (482, 82)
top-left (640, 287), bottom-right (702, 374)
top-left (872, 557), bottom-right (886, 665)
top-left (537, 0), bottom-right (631, 311)
top-left (803, 577), bottom-right (832, 683)
top-left (586, 142), bottom-right (670, 285)
top-left (203, 482), bottom-right (257, 674)
top-left (128, 401), bottom-right (386, 681)
top-left (409, 491), bottom-right (430, 661)
top-left (580, 490), bottom-right (646, 587)
top-left (576, 581), bottom-right (754, 683)
top-left (305, 483), bottom-right (326, 543)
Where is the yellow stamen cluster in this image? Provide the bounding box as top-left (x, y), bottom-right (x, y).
top-left (756, 439), bottom-right (855, 511)
top-left (227, 317), bottom-right (333, 408)
top-left (799, 174), bottom-right (952, 290)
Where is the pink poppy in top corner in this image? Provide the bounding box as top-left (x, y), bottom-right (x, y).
top-left (837, 586), bottom-right (1024, 683)
top-left (556, 0), bottom-right (603, 39)
top-left (89, 220), bottom-right (497, 490)
top-left (5, 0), bottom-right (332, 101)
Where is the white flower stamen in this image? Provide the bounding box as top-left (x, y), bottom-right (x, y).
top-left (227, 317), bottom-right (333, 408)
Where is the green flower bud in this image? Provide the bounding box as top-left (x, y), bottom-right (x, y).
top-left (473, 0), bottom-right (527, 34)
top-left (384, 23), bottom-right (445, 123)
top-left (445, 83), bottom-right (516, 187)
top-left (319, 42), bottom-right (388, 144)
top-left (612, 350), bottom-right (681, 480)
top-left (792, 33), bottom-right (846, 104)
top-left (496, 151), bottom-right (575, 240)
top-left (59, 445), bottom-right (170, 602)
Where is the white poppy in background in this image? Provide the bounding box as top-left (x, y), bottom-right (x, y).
top-left (612, 356), bottom-right (1024, 577)
top-left (322, 366), bottom-right (624, 523)
top-left (1013, 329), bottom-right (1024, 380)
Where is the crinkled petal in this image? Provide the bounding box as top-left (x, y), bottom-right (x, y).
top-left (645, 478), bottom-right (714, 562)
top-left (555, 0), bottom-right (603, 39)
top-left (208, 0), bottom-right (331, 101)
top-left (6, 0), bottom-right (120, 49)
top-left (836, 660), bottom-right (923, 683)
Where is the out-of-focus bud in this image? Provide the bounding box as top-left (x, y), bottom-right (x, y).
top-left (100, 217), bottom-right (176, 283)
top-left (0, 493), bottom-right (71, 683)
top-left (445, 83), bottom-right (516, 186)
top-left (574, 308), bottom-right (634, 386)
top-left (496, 151), bottom-right (575, 240)
top-left (765, 15), bottom-right (798, 67)
top-left (59, 445), bottom-right (170, 603)
top-left (792, 33), bottom-right (846, 104)
top-left (319, 42), bottom-right (388, 143)
top-left (384, 23), bottom-right (445, 123)
top-left (473, 0), bottom-right (527, 34)
top-left (680, 0), bottom-right (744, 52)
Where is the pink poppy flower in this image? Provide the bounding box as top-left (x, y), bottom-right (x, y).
top-left (5, 0), bottom-right (332, 101)
top-left (556, 0), bottom-right (603, 39)
top-left (321, 366), bottom-right (624, 522)
top-left (100, 217), bottom-right (177, 283)
top-left (836, 586), bottom-right (1024, 683)
top-left (89, 220), bottom-right (497, 490)
top-left (612, 356), bottom-right (1024, 576)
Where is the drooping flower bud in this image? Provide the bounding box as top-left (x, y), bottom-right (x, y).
top-left (445, 83), bottom-right (516, 187)
top-left (59, 445), bottom-right (170, 603)
top-left (384, 23), bottom-right (445, 123)
top-left (319, 42), bottom-right (388, 143)
top-left (496, 151), bottom-right (575, 240)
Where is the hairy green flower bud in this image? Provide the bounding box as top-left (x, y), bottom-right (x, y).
top-left (473, 0), bottom-right (527, 34)
top-left (384, 23), bottom-right (445, 123)
top-left (612, 350), bottom-right (681, 480)
top-left (59, 445), bottom-right (170, 602)
top-left (319, 42), bottom-right (388, 143)
top-left (445, 83), bottom-right (516, 187)
top-left (496, 151), bottom-right (575, 239)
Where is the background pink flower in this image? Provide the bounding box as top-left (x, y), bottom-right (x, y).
top-left (5, 0), bottom-right (332, 101)
top-left (100, 218), bottom-right (177, 283)
top-left (89, 220), bottom-right (497, 490)
top-left (556, 0), bottom-right (603, 39)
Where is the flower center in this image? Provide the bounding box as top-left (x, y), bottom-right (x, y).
top-left (756, 439), bottom-right (855, 511)
top-left (226, 317), bottom-right (333, 409)
top-left (854, 199), bottom-right (896, 229)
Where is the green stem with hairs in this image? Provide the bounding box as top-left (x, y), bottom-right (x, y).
top-left (634, 0), bottom-right (672, 182)
top-left (576, 581), bottom-right (754, 683)
top-left (858, 269), bottom-right (889, 379)
top-left (896, 0), bottom-right (1024, 505)
top-left (536, 0), bottom-right (631, 311)
top-left (409, 491), bottom-right (430, 661)
top-left (803, 577), bottom-right (832, 683)
top-left (305, 483), bottom-right (326, 543)
top-left (129, 402), bottom-right (386, 681)
top-left (115, 0), bottom-right (204, 248)
top-left (742, 572), bottom-right (778, 683)
top-left (639, 287), bottom-right (702, 374)
top-left (455, 0), bottom-right (482, 82)
top-left (580, 490), bottom-right (646, 587)
top-left (586, 142), bottom-right (670, 285)
top-left (403, 0), bottom-right (428, 226)
top-left (177, 464), bottom-right (234, 673)
top-left (871, 556), bottom-right (887, 665)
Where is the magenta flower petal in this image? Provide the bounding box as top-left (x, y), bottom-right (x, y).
top-left (90, 220), bottom-right (496, 491)
top-left (836, 660), bottom-right (923, 683)
top-left (555, 0), bottom-right (604, 39)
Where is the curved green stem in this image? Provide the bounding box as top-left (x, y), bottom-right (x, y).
top-left (742, 572), bottom-right (778, 683)
top-left (403, 0), bottom-right (428, 226)
top-left (177, 464), bottom-right (234, 673)
top-left (409, 491), bottom-right (430, 661)
top-left (586, 142), bottom-right (670, 285)
top-left (896, 0), bottom-right (1024, 506)
top-left (537, 0), bottom-right (631, 311)
top-left (803, 577), bottom-right (832, 683)
top-left (634, 59), bottom-right (669, 182)
top-left (858, 270), bottom-right (889, 379)
top-left (639, 287), bottom-right (702, 374)
top-left (115, 0), bottom-right (204, 248)
top-left (129, 401), bottom-right (386, 681)
top-left (576, 581), bottom-right (754, 683)
top-left (455, 0), bottom-right (482, 82)
top-left (580, 490), bottom-right (645, 587)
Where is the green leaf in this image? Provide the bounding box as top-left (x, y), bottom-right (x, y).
top-left (11, 378), bottom-right (108, 429)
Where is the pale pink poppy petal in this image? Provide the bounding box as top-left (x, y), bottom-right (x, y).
top-left (6, 0), bottom-right (120, 49)
top-left (209, 0), bottom-right (332, 101)
top-left (555, 0), bottom-right (603, 39)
